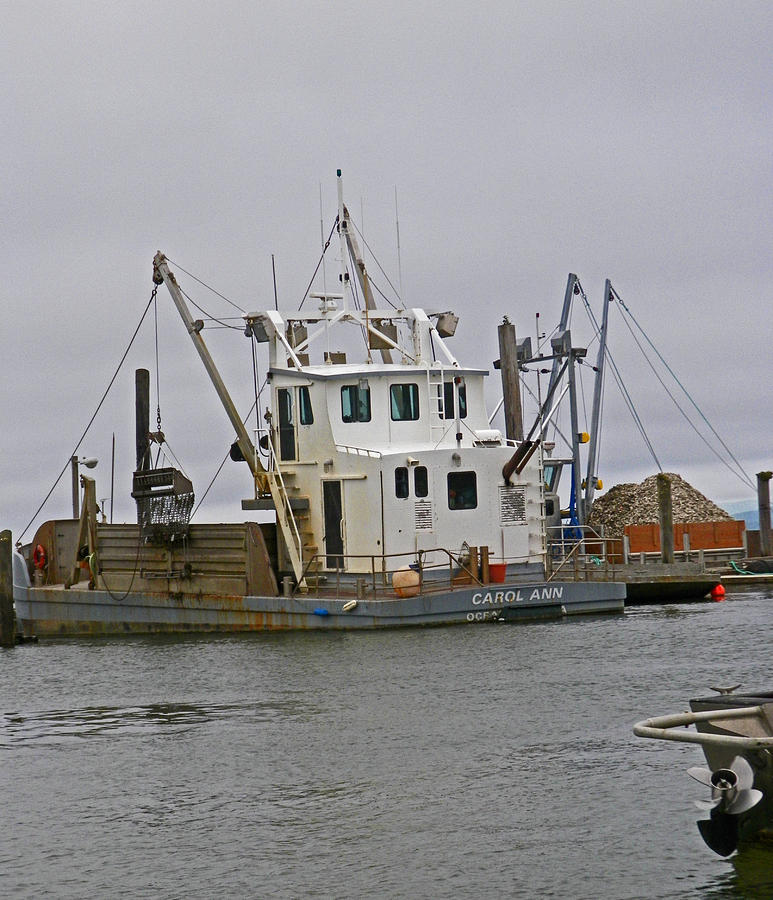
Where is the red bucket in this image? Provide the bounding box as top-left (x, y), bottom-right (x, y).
top-left (489, 563), bottom-right (507, 583)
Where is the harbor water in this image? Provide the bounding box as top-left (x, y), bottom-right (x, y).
top-left (3, 587), bottom-right (773, 899)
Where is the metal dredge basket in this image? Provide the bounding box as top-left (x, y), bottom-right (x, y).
top-left (131, 467), bottom-right (194, 543)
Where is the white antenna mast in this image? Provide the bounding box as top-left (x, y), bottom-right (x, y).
top-left (395, 186), bottom-right (403, 301)
top-left (336, 169), bottom-right (351, 311)
top-left (319, 182), bottom-right (327, 297)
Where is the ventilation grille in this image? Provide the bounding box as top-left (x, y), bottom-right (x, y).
top-left (499, 485), bottom-right (527, 526)
top-left (414, 500), bottom-right (434, 532)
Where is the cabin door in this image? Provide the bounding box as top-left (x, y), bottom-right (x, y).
top-left (277, 388), bottom-right (296, 461)
top-left (322, 480), bottom-right (345, 569)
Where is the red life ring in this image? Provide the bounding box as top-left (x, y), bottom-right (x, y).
top-left (32, 544), bottom-right (47, 569)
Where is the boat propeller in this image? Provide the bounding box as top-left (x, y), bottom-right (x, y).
top-left (688, 756), bottom-right (762, 815)
top-left (687, 755), bottom-right (763, 856)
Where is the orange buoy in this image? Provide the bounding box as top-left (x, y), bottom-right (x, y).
top-left (392, 566), bottom-right (420, 598)
top-left (710, 584), bottom-right (726, 602)
top-left (32, 544), bottom-right (47, 570)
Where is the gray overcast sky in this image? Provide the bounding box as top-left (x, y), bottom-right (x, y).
top-left (3, 0), bottom-right (771, 540)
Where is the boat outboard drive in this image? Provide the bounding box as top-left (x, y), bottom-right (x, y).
top-left (687, 755), bottom-right (763, 856)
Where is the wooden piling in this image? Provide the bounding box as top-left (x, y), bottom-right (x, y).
top-left (657, 473), bottom-right (674, 563)
top-left (758, 471), bottom-right (772, 557)
top-left (136, 368), bottom-right (150, 471)
top-left (0, 530), bottom-right (16, 647)
top-left (497, 319), bottom-right (524, 442)
top-left (135, 369), bottom-right (151, 527)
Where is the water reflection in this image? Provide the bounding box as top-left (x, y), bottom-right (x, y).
top-left (3, 588), bottom-right (772, 899)
top-left (0, 698), bottom-right (313, 747)
top-left (685, 845), bottom-right (773, 899)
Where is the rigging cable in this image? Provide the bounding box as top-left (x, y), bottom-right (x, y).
top-left (99, 528), bottom-right (144, 603)
top-left (166, 258), bottom-right (247, 314)
top-left (180, 285), bottom-right (243, 330)
top-left (152, 439), bottom-right (189, 478)
top-left (298, 218), bottom-right (338, 310)
top-left (351, 218), bottom-right (402, 307)
top-left (153, 289), bottom-right (163, 451)
top-left (613, 294), bottom-right (754, 491)
top-left (192, 326), bottom-right (269, 520)
top-left (595, 353), bottom-right (607, 485)
top-left (190, 387), bottom-right (265, 519)
top-left (519, 377), bottom-right (573, 453)
top-left (577, 360), bottom-right (590, 433)
top-left (578, 288), bottom-right (662, 472)
top-left (17, 289), bottom-right (158, 543)
top-left (601, 343), bottom-right (662, 471)
top-left (252, 335), bottom-right (261, 436)
top-left (346, 242), bottom-right (364, 312)
top-left (345, 241), bottom-right (373, 355)
top-left (367, 274), bottom-right (400, 310)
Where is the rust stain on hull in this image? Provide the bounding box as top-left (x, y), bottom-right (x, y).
top-left (17, 588), bottom-right (302, 637)
top-left (15, 578), bottom-right (625, 638)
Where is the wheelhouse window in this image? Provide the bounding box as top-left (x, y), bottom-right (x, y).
top-left (299, 386), bottom-right (313, 425)
top-left (341, 384), bottom-right (371, 422)
top-left (447, 471), bottom-right (477, 510)
top-left (442, 381), bottom-right (467, 419)
top-left (390, 383), bottom-right (420, 421)
top-left (414, 466), bottom-right (428, 498)
top-left (277, 388), bottom-right (295, 461)
top-left (395, 467), bottom-right (409, 499)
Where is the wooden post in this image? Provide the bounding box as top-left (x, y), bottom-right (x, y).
top-left (136, 368), bottom-right (150, 526)
top-left (758, 471), bottom-right (772, 557)
top-left (657, 473), bottom-right (674, 563)
top-left (71, 455), bottom-right (80, 518)
top-left (480, 546), bottom-right (490, 584)
top-left (498, 319), bottom-right (523, 442)
top-left (0, 530), bottom-right (15, 647)
top-left (67, 476), bottom-right (99, 589)
top-left (136, 368), bottom-right (151, 470)
top-left (469, 546), bottom-right (479, 582)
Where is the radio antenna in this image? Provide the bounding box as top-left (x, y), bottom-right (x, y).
top-left (319, 182), bottom-right (327, 297)
top-left (395, 186), bottom-right (403, 301)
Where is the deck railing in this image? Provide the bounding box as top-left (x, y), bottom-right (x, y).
top-left (544, 524), bottom-right (742, 579)
top-left (291, 546), bottom-right (498, 599)
top-left (545, 524), bottom-right (623, 582)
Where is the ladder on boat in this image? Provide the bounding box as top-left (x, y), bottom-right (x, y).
top-left (267, 465), bottom-right (320, 587)
top-left (427, 364), bottom-right (448, 444)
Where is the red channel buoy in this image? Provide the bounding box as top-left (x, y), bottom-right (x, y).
top-left (710, 584), bottom-right (726, 602)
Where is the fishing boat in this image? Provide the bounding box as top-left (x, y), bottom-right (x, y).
top-left (13, 173), bottom-right (625, 636)
top-left (634, 688), bottom-right (773, 856)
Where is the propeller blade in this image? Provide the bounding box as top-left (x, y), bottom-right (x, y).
top-left (728, 788), bottom-right (764, 815)
top-left (694, 797), bottom-right (721, 811)
top-left (687, 766), bottom-right (715, 786)
top-left (728, 755), bottom-right (755, 792)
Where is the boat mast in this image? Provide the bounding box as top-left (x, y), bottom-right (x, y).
top-left (565, 337), bottom-right (585, 525)
top-left (336, 170), bottom-right (352, 312)
top-left (341, 202), bottom-right (393, 363)
top-left (548, 274), bottom-right (579, 396)
top-left (584, 279), bottom-right (612, 513)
